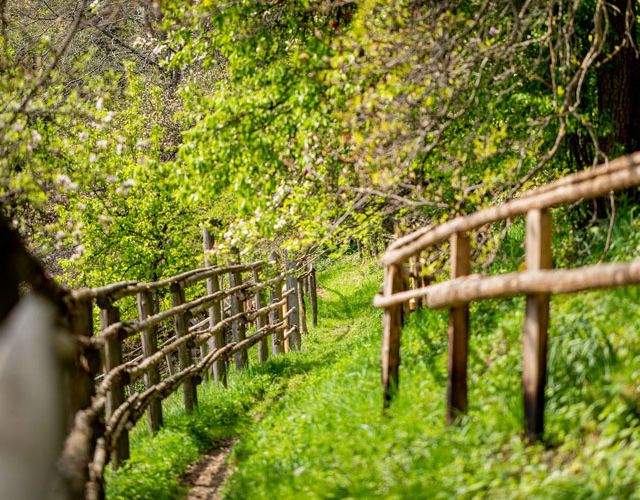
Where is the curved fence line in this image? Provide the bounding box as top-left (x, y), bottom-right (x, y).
top-left (55, 241), bottom-right (319, 500)
top-left (383, 152), bottom-right (640, 265)
top-left (375, 151), bottom-right (640, 442)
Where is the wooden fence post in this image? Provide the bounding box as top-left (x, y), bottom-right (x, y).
top-left (447, 232), bottom-right (470, 424)
top-left (409, 257), bottom-right (421, 311)
top-left (63, 294), bottom-right (99, 498)
top-left (310, 266), bottom-right (318, 327)
top-left (199, 229), bottom-right (211, 383)
top-left (304, 269), bottom-right (310, 296)
top-left (284, 253), bottom-right (301, 351)
top-left (253, 268), bottom-right (269, 363)
top-left (297, 276), bottom-right (308, 335)
top-left (270, 282), bottom-right (284, 355)
top-left (229, 252), bottom-right (249, 370)
top-left (523, 208), bottom-right (552, 441)
top-left (419, 259), bottom-right (430, 309)
top-left (170, 283), bottom-right (198, 412)
top-left (401, 263), bottom-right (411, 317)
top-left (136, 291), bottom-right (163, 431)
top-left (219, 273), bottom-right (230, 373)
top-left (65, 295), bottom-right (96, 428)
top-left (381, 264), bottom-right (404, 407)
top-left (100, 303), bottom-right (129, 468)
top-left (203, 228), bottom-right (226, 384)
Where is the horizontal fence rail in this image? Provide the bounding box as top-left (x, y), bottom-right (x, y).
top-left (375, 151), bottom-right (640, 441)
top-left (56, 236), bottom-right (319, 500)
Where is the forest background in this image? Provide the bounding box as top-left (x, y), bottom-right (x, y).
top-left (1, 0), bottom-right (639, 285)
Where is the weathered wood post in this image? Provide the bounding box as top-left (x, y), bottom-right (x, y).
top-left (136, 290), bottom-right (163, 431)
top-left (409, 257), bottom-right (421, 311)
top-left (381, 264), bottom-right (404, 407)
top-left (253, 267), bottom-right (269, 363)
top-left (269, 281), bottom-right (284, 355)
top-left (284, 252), bottom-right (301, 351)
top-left (269, 252), bottom-right (285, 356)
top-left (401, 263), bottom-right (411, 317)
top-left (65, 295), bottom-right (96, 429)
top-left (447, 232), bottom-right (470, 423)
top-left (219, 272), bottom-right (230, 372)
top-left (203, 227), bottom-right (226, 384)
top-left (297, 276), bottom-right (308, 335)
top-left (309, 266), bottom-right (318, 327)
top-left (523, 208), bottom-right (552, 441)
top-left (419, 258), bottom-right (430, 308)
top-left (100, 302), bottom-right (129, 468)
top-left (229, 250), bottom-right (249, 369)
top-left (303, 269), bottom-right (310, 296)
top-left (62, 294), bottom-right (99, 498)
top-left (170, 282), bottom-right (198, 412)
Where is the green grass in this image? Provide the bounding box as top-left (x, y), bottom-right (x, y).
top-left (105, 257), bottom-right (382, 499)
top-left (105, 363), bottom-right (279, 499)
top-left (222, 254), bottom-right (640, 498)
top-left (109, 228), bottom-right (640, 499)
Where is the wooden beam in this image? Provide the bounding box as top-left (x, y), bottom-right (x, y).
top-left (310, 267), bottom-right (318, 327)
top-left (383, 152), bottom-right (640, 265)
top-left (270, 281), bottom-right (284, 356)
top-left (373, 258), bottom-right (640, 309)
top-left (137, 291), bottom-right (163, 430)
top-left (297, 277), bottom-right (308, 335)
top-left (381, 264), bottom-right (404, 407)
top-left (229, 252), bottom-right (249, 370)
top-left (447, 232), bottom-right (470, 424)
top-left (203, 227), bottom-right (226, 384)
top-left (101, 304), bottom-right (129, 468)
top-left (284, 253), bottom-right (301, 351)
top-left (253, 268), bottom-right (269, 363)
top-left (522, 208), bottom-right (552, 441)
top-left (170, 283), bottom-right (198, 412)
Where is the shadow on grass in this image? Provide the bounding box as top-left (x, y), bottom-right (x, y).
top-left (108, 260), bottom-right (382, 499)
top-left (320, 280), bottom-right (380, 321)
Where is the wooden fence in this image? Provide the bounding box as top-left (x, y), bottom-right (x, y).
top-left (56, 239), bottom-right (318, 499)
top-left (375, 151), bottom-right (640, 441)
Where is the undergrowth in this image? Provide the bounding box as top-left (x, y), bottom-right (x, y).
top-left (223, 210), bottom-right (640, 498)
top-left (110, 202), bottom-right (640, 499)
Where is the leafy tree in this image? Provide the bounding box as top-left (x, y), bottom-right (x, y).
top-left (2, 0), bottom-right (640, 283)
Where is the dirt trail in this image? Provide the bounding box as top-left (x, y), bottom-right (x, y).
top-left (183, 439), bottom-right (234, 500)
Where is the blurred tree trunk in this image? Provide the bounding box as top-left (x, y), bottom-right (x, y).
top-left (0, 213), bottom-right (20, 324)
top-left (597, 0), bottom-right (640, 156)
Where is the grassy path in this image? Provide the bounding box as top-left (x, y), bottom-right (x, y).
top-left (109, 255), bottom-right (640, 499)
top-left (106, 257), bottom-right (382, 499)
top-left (223, 257), bottom-right (640, 498)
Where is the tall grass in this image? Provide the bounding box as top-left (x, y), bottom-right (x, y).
top-left (224, 253), bottom-right (640, 497)
top-left (110, 202), bottom-right (640, 498)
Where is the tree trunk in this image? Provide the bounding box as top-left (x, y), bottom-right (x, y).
top-left (598, 0), bottom-right (640, 156)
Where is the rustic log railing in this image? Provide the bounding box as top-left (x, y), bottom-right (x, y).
top-left (375, 151), bottom-right (640, 441)
top-left (57, 240), bottom-right (319, 500)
